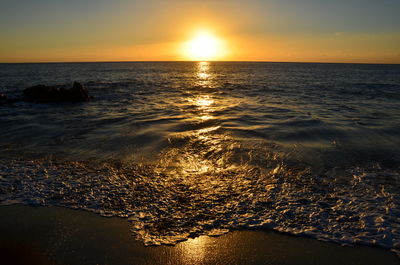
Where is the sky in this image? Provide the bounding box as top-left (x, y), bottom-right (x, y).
top-left (0, 0), bottom-right (399, 63)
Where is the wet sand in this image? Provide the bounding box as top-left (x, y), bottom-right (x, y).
top-left (0, 205), bottom-right (398, 265)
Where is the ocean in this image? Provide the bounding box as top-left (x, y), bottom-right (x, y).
top-left (1, 62), bottom-right (400, 252)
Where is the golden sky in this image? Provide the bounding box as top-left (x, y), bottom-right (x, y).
top-left (1, 0), bottom-right (399, 63)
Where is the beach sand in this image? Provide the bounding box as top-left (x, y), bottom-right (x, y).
top-left (0, 205), bottom-right (398, 265)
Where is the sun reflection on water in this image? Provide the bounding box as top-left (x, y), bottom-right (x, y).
top-left (196, 61), bottom-right (212, 87)
top-left (179, 236), bottom-right (210, 264)
top-left (190, 95), bottom-right (215, 109)
top-left (199, 114), bottom-right (213, 121)
top-left (158, 61), bottom-right (240, 177)
top-left (190, 62), bottom-right (217, 120)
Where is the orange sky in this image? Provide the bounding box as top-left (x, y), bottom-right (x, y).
top-left (1, 0), bottom-right (399, 63)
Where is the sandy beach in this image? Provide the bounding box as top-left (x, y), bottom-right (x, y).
top-left (0, 205), bottom-right (398, 265)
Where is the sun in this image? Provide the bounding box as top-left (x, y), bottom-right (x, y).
top-left (182, 30), bottom-right (225, 61)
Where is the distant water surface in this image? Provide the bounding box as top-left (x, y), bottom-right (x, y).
top-left (0, 62), bottom-right (400, 252)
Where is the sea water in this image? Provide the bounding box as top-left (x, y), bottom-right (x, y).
top-left (0, 62), bottom-right (400, 252)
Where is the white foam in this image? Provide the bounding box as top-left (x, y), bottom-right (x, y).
top-left (0, 158), bottom-right (399, 256)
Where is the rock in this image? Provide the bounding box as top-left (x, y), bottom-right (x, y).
top-left (23, 82), bottom-right (90, 103)
top-left (69, 81), bottom-right (89, 101)
top-left (23, 85), bottom-right (61, 103)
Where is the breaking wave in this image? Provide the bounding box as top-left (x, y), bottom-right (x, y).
top-left (1, 158), bottom-right (399, 255)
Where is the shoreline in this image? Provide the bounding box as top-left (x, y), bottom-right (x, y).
top-left (0, 204), bottom-right (398, 265)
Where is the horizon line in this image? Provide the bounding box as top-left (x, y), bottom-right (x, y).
top-left (1, 60), bottom-right (399, 65)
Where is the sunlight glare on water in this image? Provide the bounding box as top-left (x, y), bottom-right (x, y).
top-left (196, 61), bottom-right (212, 86)
top-left (179, 236), bottom-right (210, 264)
top-left (158, 62), bottom-right (235, 176)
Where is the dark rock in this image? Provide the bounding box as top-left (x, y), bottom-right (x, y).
top-left (69, 81), bottom-right (89, 101)
top-left (23, 82), bottom-right (90, 103)
top-left (23, 85), bottom-right (61, 103)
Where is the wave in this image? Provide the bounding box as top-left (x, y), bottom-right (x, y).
top-left (0, 158), bottom-right (399, 255)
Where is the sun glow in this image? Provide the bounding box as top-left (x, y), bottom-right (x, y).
top-left (182, 30), bottom-right (225, 61)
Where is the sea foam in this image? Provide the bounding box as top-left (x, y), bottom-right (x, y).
top-left (1, 158), bottom-right (399, 255)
